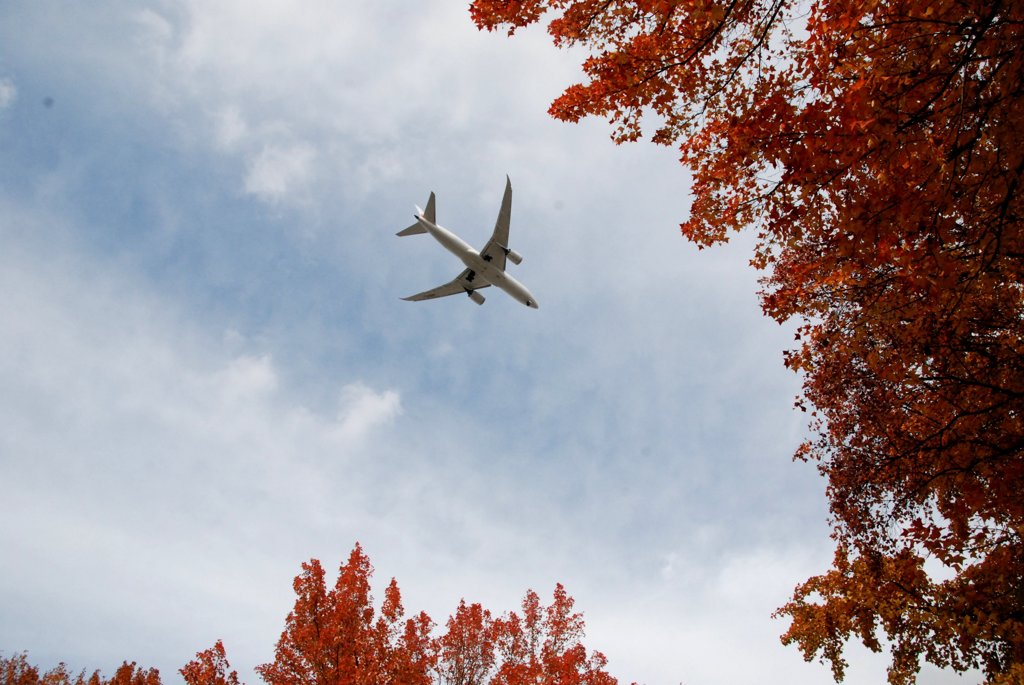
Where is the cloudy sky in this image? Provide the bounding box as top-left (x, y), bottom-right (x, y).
top-left (0, 3), bottom-right (973, 685)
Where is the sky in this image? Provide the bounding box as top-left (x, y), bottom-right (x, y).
top-left (0, 3), bottom-right (974, 685)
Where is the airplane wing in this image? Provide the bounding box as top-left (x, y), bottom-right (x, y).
top-left (401, 268), bottom-right (491, 301)
top-left (478, 175), bottom-right (512, 271)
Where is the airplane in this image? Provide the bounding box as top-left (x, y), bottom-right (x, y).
top-left (396, 176), bottom-right (539, 309)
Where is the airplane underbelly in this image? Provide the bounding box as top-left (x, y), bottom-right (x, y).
top-left (461, 256), bottom-right (499, 281)
top-left (464, 256), bottom-right (536, 306)
top-left (462, 260), bottom-right (493, 286)
top-left (497, 274), bottom-right (529, 302)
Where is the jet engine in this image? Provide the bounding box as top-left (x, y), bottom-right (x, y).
top-left (505, 248), bottom-right (523, 265)
top-left (467, 290), bottom-right (485, 305)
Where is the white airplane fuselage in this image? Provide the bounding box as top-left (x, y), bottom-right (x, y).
top-left (414, 215), bottom-right (539, 308)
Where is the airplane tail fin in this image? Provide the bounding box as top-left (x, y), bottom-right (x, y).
top-left (396, 192), bottom-right (436, 236)
top-left (423, 191), bottom-right (436, 223)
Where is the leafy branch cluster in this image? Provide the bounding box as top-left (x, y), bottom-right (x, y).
top-left (1, 655), bottom-right (160, 685)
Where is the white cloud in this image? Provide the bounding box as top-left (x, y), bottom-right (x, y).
top-left (334, 382), bottom-right (402, 444)
top-left (120, 1), bottom-right (594, 209)
top-left (0, 77), bottom-right (15, 109)
top-left (213, 105), bottom-right (249, 150)
top-left (215, 354), bottom-right (279, 400)
top-left (243, 141), bottom-right (317, 202)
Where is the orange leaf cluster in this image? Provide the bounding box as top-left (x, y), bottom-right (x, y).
top-left (252, 545), bottom-right (434, 685)
top-left (180, 642), bottom-right (238, 685)
top-left (469, 0), bottom-right (1023, 682)
top-left (187, 544), bottom-right (632, 685)
top-left (1, 654), bottom-right (160, 685)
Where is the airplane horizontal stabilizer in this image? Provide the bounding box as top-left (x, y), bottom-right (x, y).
top-left (396, 221), bottom-right (428, 236)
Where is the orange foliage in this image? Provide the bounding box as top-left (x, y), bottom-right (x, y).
top-left (252, 545), bottom-right (628, 685)
top-left (180, 641), bottom-right (239, 685)
top-left (1, 654), bottom-right (43, 685)
top-left (469, 0), bottom-right (1024, 683)
top-left (103, 664), bottom-right (159, 685)
top-left (437, 600), bottom-right (496, 685)
top-left (1, 654), bottom-right (159, 685)
top-left (491, 585), bottom-right (618, 685)
top-left (254, 544), bottom-right (434, 685)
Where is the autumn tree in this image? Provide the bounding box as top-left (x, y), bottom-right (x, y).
top-left (1, 654), bottom-right (159, 685)
top-left (374, 579), bottom-right (436, 685)
top-left (1, 654), bottom-right (41, 685)
top-left (102, 664), bottom-right (159, 685)
top-left (247, 545), bottom-right (631, 684)
top-left (436, 600), bottom-right (497, 685)
top-left (255, 544), bottom-right (434, 685)
top-left (469, 0), bottom-right (1024, 683)
top-left (1, 653), bottom-right (45, 685)
top-left (180, 641), bottom-right (239, 685)
top-left (491, 584), bottom-right (618, 685)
